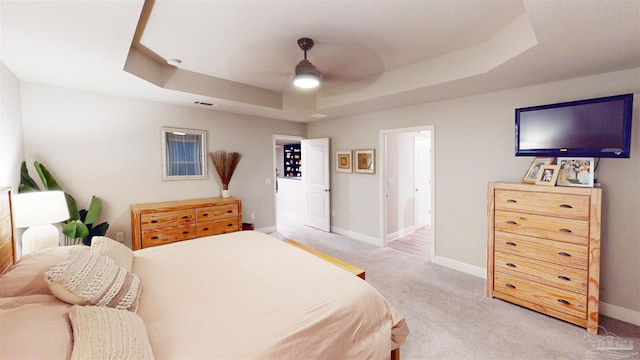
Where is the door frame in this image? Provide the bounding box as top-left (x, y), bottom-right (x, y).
top-left (273, 134), bottom-right (305, 232)
top-left (379, 125), bottom-right (435, 261)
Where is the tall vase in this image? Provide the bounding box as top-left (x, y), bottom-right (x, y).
top-left (222, 189), bottom-right (230, 198)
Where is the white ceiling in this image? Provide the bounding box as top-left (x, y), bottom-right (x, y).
top-left (2, 0), bottom-right (639, 122)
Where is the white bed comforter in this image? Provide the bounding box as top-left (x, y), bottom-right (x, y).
top-left (133, 231), bottom-right (408, 359)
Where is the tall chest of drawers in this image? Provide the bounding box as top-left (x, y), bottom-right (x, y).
top-left (131, 197), bottom-right (242, 250)
top-left (487, 182), bottom-right (601, 333)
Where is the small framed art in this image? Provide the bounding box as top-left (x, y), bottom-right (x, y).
top-left (335, 150), bottom-right (352, 173)
top-left (535, 165), bottom-right (560, 186)
top-left (522, 157), bottom-right (555, 184)
top-left (354, 149), bottom-right (375, 174)
top-left (556, 157), bottom-right (595, 187)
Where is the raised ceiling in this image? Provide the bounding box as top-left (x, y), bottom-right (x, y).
top-left (2, 1), bottom-right (639, 122)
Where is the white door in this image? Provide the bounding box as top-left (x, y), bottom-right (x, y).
top-left (302, 138), bottom-right (330, 232)
top-left (414, 134), bottom-right (431, 228)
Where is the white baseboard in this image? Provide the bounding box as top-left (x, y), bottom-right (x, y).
top-left (257, 226), bottom-right (276, 234)
top-left (600, 302), bottom-right (640, 326)
top-left (331, 226), bottom-right (383, 247)
top-left (432, 255), bottom-right (486, 278)
top-left (386, 226), bottom-right (415, 243)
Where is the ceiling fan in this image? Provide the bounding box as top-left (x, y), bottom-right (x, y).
top-left (292, 38), bottom-right (323, 89)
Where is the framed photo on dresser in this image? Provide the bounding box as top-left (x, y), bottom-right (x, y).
top-left (522, 157), bottom-right (555, 184)
top-left (556, 157), bottom-right (595, 187)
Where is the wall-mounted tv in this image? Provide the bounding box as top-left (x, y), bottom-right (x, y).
top-left (515, 93), bottom-right (634, 158)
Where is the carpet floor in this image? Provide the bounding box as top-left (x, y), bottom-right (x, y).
top-left (270, 216), bottom-right (640, 360)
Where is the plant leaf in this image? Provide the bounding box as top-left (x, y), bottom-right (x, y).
top-left (65, 193), bottom-right (81, 220)
top-left (62, 220), bottom-right (89, 239)
top-left (18, 161), bottom-right (41, 193)
top-left (34, 161), bottom-right (63, 191)
top-left (90, 222), bottom-right (109, 237)
top-left (84, 196), bottom-right (102, 225)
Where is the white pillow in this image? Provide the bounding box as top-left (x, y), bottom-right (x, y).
top-left (69, 305), bottom-right (154, 360)
top-left (45, 247), bottom-right (141, 311)
top-left (91, 236), bottom-right (134, 272)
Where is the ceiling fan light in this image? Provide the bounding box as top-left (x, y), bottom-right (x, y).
top-left (293, 73), bottom-right (321, 89)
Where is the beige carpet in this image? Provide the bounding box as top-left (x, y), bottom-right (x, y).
top-left (270, 216), bottom-right (640, 360)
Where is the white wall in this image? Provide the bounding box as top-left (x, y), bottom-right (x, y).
top-left (308, 68), bottom-right (640, 321)
top-left (19, 83), bottom-right (306, 248)
top-left (0, 63), bottom-right (24, 190)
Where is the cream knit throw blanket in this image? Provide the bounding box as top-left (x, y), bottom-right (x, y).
top-left (69, 305), bottom-right (154, 360)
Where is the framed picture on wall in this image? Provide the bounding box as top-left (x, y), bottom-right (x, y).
top-left (335, 150), bottom-right (352, 173)
top-left (535, 165), bottom-right (560, 186)
top-left (354, 149), bottom-right (375, 174)
top-left (556, 157), bottom-right (595, 187)
top-left (522, 157), bottom-right (555, 184)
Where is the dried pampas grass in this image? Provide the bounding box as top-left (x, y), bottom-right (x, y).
top-left (209, 151), bottom-right (243, 190)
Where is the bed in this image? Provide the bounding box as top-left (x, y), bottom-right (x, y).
top-left (0, 190), bottom-right (408, 359)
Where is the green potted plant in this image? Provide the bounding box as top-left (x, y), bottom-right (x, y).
top-left (19, 161), bottom-right (109, 246)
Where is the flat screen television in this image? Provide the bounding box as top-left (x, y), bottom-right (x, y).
top-left (515, 93), bottom-right (634, 158)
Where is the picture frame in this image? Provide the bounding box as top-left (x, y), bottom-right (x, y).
top-left (354, 149), bottom-right (375, 174)
top-left (535, 165), bottom-right (560, 186)
top-left (556, 157), bottom-right (595, 187)
top-left (161, 127), bottom-right (207, 181)
top-left (335, 150), bottom-right (352, 173)
top-left (522, 157), bottom-right (555, 184)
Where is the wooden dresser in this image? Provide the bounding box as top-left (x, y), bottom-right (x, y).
top-left (487, 182), bottom-right (601, 333)
top-left (131, 197), bottom-right (242, 250)
top-left (0, 187), bottom-right (16, 274)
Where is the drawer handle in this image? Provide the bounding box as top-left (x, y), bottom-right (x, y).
top-left (558, 252), bottom-right (572, 257)
top-left (506, 199), bottom-right (517, 203)
top-left (227, 210), bottom-right (232, 213)
top-left (151, 236), bottom-right (159, 240)
top-left (227, 223), bottom-right (233, 227)
top-left (559, 204), bottom-right (573, 209)
top-left (506, 221), bottom-right (517, 225)
top-left (182, 231), bottom-right (189, 235)
top-left (506, 242), bottom-right (517, 247)
top-left (558, 275), bottom-right (571, 281)
top-left (203, 213), bottom-right (210, 217)
top-left (559, 228), bottom-right (572, 233)
top-left (557, 299), bottom-right (570, 305)
top-left (506, 284), bottom-right (516, 289)
top-left (506, 263), bottom-right (517, 268)
top-left (203, 227), bottom-right (209, 231)
top-left (150, 220), bottom-right (158, 223)
top-left (182, 215), bottom-right (189, 219)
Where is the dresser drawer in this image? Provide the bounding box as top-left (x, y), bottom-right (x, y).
top-left (494, 272), bottom-right (586, 319)
top-left (196, 204), bottom-right (238, 221)
top-left (141, 224), bottom-right (196, 248)
top-left (495, 210), bottom-right (589, 245)
top-left (495, 232), bottom-right (587, 269)
top-left (495, 190), bottom-right (589, 220)
top-left (141, 209), bottom-right (195, 230)
top-left (196, 218), bottom-right (240, 237)
top-left (495, 252), bottom-right (587, 294)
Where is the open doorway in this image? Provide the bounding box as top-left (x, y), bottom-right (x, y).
top-left (273, 135), bottom-right (305, 233)
top-left (273, 135), bottom-right (331, 234)
top-left (380, 126), bottom-right (434, 260)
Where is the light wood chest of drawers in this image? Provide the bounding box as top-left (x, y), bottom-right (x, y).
top-left (131, 197), bottom-right (242, 250)
top-left (487, 182), bottom-right (601, 333)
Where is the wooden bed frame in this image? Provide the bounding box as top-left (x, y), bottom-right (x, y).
top-left (0, 187), bottom-right (16, 276)
top-left (0, 188), bottom-right (401, 359)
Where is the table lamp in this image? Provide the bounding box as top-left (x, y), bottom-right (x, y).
top-left (12, 191), bottom-right (70, 256)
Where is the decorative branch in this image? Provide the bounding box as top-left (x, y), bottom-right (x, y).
top-left (208, 151), bottom-right (243, 190)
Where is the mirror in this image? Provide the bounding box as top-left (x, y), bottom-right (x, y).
top-left (161, 127), bottom-right (207, 180)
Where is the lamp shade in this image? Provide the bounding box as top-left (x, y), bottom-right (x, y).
top-left (12, 191), bottom-right (70, 228)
